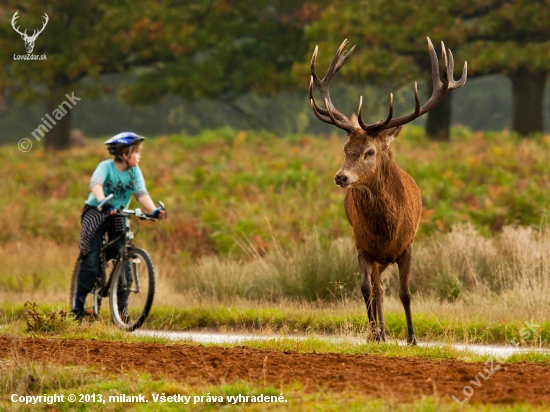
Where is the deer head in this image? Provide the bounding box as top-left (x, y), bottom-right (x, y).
top-left (309, 38), bottom-right (467, 188)
top-left (12, 11), bottom-right (49, 54)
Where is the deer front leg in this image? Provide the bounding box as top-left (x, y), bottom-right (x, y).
top-left (358, 250), bottom-right (377, 338)
top-left (396, 244), bottom-right (417, 345)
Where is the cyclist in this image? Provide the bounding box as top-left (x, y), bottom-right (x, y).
top-left (72, 132), bottom-right (166, 319)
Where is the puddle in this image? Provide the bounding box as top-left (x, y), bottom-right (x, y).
top-left (134, 330), bottom-right (549, 358)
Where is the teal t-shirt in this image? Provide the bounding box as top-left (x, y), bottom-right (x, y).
top-left (85, 160), bottom-right (148, 208)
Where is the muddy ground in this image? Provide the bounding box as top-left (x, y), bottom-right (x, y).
top-left (2, 336), bottom-right (550, 405)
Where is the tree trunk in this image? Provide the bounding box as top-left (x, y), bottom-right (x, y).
top-left (44, 99), bottom-right (72, 150)
top-left (510, 70), bottom-right (546, 136)
top-left (44, 74), bottom-right (72, 151)
top-left (425, 92), bottom-right (451, 141)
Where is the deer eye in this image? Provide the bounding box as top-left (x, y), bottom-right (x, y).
top-left (364, 149), bottom-right (375, 159)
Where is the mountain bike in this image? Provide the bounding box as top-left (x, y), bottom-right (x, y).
top-left (69, 194), bottom-right (165, 331)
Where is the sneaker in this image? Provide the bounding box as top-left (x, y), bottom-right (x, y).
top-left (71, 309), bottom-right (86, 321)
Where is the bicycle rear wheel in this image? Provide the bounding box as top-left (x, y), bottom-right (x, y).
top-left (109, 247), bottom-right (155, 331)
top-left (69, 258), bottom-right (102, 318)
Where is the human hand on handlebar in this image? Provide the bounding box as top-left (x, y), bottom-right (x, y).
top-left (153, 207), bottom-right (167, 220)
top-left (98, 195), bottom-right (117, 215)
top-left (99, 201), bottom-right (116, 215)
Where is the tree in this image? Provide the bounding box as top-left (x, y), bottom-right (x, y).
top-left (462, 0), bottom-right (550, 136)
top-left (120, 1), bottom-right (317, 112)
top-left (0, 1), bottom-right (172, 149)
top-left (301, 0), bottom-right (550, 139)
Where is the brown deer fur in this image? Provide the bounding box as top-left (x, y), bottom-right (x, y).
top-left (342, 128), bottom-right (422, 264)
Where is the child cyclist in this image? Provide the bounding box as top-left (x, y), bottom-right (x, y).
top-left (72, 132), bottom-right (166, 318)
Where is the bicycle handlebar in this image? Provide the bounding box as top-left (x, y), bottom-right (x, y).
top-left (117, 207), bottom-right (159, 220)
top-left (97, 194), bottom-right (166, 220)
top-left (97, 194), bottom-right (114, 212)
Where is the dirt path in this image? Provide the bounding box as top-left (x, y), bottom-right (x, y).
top-left (2, 336), bottom-right (550, 405)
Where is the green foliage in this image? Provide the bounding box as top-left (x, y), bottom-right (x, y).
top-left (462, 0), bottom-right (550, 75)
top-left (123, 0), bottom-right (316, 103)
top-left (0, 0), bottom-right (314, 104)
top-left (300, 0), bottom-right (550, 82)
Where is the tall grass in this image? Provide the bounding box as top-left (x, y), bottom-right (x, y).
top-left (176, 223), bottom-right (550, 311)
top-left (0, 224), bottom-right (550, 314)
top-left (179, 233), bottom-right (359, 301)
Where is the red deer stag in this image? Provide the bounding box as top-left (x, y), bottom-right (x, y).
top-left (309, 38), bottom-right (467, 344)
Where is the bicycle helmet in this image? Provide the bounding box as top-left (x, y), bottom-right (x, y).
top-left (104, 132), bottom-right (145, 156)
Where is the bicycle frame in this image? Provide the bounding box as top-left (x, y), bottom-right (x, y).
top-left (95, 217), bottom-right (133, 307)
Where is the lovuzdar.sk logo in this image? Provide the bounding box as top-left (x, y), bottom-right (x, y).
top-left (12, 10), bottom-right (48, 61)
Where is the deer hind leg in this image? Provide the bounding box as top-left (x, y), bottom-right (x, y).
top-left (358, 250), bottom-right (378, 339)
top-left (396, 244), bottom-right (417, 345)
top-left (372, 262), bottom-right (390, 342)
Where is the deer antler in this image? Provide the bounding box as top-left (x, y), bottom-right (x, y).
top-left (29, 13), bottom-right (49, 40)
top-left (11, 11), bottom-right (49, 40)
top-left (309, 39), bottom-right (356, 133)
top-left (358, 37), bottom-right (467, 135)
top-left (11, 11), bottom-right (27, 37)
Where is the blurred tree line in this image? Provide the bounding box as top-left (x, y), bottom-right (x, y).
top-left (0, 0), bottom-right (548, 149)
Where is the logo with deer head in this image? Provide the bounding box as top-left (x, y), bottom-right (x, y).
top-left (11, 10), bottom-right (49, 54)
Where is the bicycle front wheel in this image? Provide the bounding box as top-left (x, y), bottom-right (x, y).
top-left (109, 247), bottom-right (155, 331)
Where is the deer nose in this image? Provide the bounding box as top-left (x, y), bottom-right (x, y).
top-left (335, 174), bottom-right (348, 186)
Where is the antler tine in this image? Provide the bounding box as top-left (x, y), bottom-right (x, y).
top-left (448, 48), bottom-right (454, 80)
top-left (309, 76), bottom-right (335, 124)
top-left (11, 11), bottom-right (25, 36)
top-left (413, 82), bottom-right (420, 115)
top-left (427, 38), bottom-right (442, 90)
top-left (325, 98), bottom-right (342, 125)
top-left (364, 37), bottom-right (467, 132)
top-left (359, 94), bottom-right (394, 134)
top-left (441, 41), bottom-right (449, 83)
top-left (309, 41), bottom-right (357, 133)
top-left (310, 45), bottom-right (320, 81)
top-left (448, 49), bottom-right (468, 89)
top-left (309, 75), bottom-right (330, 117)
top-left (31, 13), bottom-right (49, 39)
top-left (310, 98), bottom-right (335, 125)
top-left (325, 40), bottom-right (355, 80)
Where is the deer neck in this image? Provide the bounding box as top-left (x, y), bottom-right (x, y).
top-left (358, 152), bottom-right (402, 196)
top-left (349, 155), bottom-right (405, 237)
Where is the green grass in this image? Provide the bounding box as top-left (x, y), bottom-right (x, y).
top-left (3, 299), bottom-right (550, 348)
top-left (1, 362), bottom-right (548, 411)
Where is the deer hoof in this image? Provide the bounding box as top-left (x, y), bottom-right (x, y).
top-left (373, 328), bottom-right (386, 342)
top-left (407, 336), bottom-right (418, 346)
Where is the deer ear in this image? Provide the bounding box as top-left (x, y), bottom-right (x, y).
top-left (382, 126), bottom-right (403, 147)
